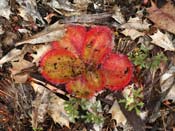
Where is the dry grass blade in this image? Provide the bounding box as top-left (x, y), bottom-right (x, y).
top-left (30, 77), bottom-right (65, 95)
top-left (0, 104), bottom-right (11, 123)
top-left (0, 77), bottom-right (34, 130)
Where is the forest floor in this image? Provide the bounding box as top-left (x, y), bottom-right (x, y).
top-left (0, 0), bottom-right (175, 131)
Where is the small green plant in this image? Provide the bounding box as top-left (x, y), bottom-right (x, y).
top-left (119, 87), bottom-right (144, 115)
top-left (64, 98), bottom-right (79, 122)
top-left (129, 44), bottom-right (167, 71)
top-left (81, 100), bottom-right (104, 124)
top-left (149, 52), bottom-right (167, 71)
top-left (32, 127), bottom-right (43, 131)
top-left (64, 97), bottom-right (104, 124)
top-left (129, 44), bottom-right (149, 69)
top-left (82, 111), bottom-right (103, 124)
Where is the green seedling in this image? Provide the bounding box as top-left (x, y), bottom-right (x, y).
top-left (129, 44), bottom-right (167, 71)
top-left (119, 87), bottom-right (144, 115)
top-left (32, 127), bottom-right (43, 131)
top-left (64, 97), bottom-right (104, 124)
top-left (149, 52), bottom-right (167, 71)
top-left (64, 98), bottom-right (79, 123)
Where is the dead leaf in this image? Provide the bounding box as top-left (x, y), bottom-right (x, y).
top-left (0, 24), bottom-right (5, 35)
top-left (74, 0), bottom-right (91, 5)
top-left (44, 13), bottom-right (58, 24)
top-left (93, 124), bottom-right (103, 131)
top-left (17, 0), bottom-right (45, 26)
top-left (31, 81), bottom-right (69, 127)
top-left (13, 74), bottom-right (29, 83)
top-left (109, 100), bottom-right (127, 125)
top-left (61, 13), bottom-right (112, 24)
top-left (160, 66), bottom-right (175, 101)
top-left (31, 44), bottom-right (52, 65)
top-left (17, 28), bottom-right (31, 34)
top-left (121, 29), bottom-right (144, 40)
top-left (45, 0), bottom-right (74, 12)
top-left (10, 59), bottom-right (33, 83)
top-left (0, 23), bottom-right (65, 65)
top-left (112, 5), bottom-right (125, 24)
top-left (121, 17), bottom-right (150, 31)
top-left (0, 48), bottom-right (22, 65)
top-left (0, 0), bottom-right (11, 19)
top-left (2, 31), bottom-right (18, 47)
top-left (0, 43), bottom-right (51, 68)
top-left (15, 23), bottom-right (65, 46)
top-left (147, 1), bottom-right (175, 35)
top-left (150, 30), bottom-right (175, 51)
top-left (2, 45), bottom-right (34, 83)
top-left (31, 82), bottom-right (50, 128)
top-left (48, 92), bottom-right (69, 127)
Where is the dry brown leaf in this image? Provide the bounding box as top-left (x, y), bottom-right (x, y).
top-left (93, 124), bottom-right (103, 131)
top-left (61, 13), bottom-right (112, 24)
top-left (2, 31), bottom-right (18, 47)
top-left (31, 82), bottom-right (50, 128)
top-left (0, 0), bottom-right (11, 19)
top-left (31, 44), bottom-right (52, 65)
top-left (0, 43), bottom-right (51, 66)
top-left (44, 13), bottom-right (58, 24)
top-left (0, 22), bottom-right (60, 69)
top-left (109, 100), bottom-right (127, 125)
top-left (149, 30), bottom-right (175, 51)
top-left (0, 48), bottom-right (22, 65)
top-left (0, 40), bottom-right (2, 58)
top-left (74, 0), bottom-right (91, 5)
top-left (121, 17), bottom-right (150, 31)
top-left (48, 92), bottom-right (69, 127)
top-left (15, 23), bottom-right (65, 46)
top-left (11, 59), bottom-right (33, 75)
top-left (10, 58), bottom-right (33, 83)
top-left (31, 82), bottom-right (69, 127)
top-left (147, 1), bottom-right (175, 35)
top-left (13, 74), bottom-right (29, 83)
top-left (45, 0), bottom-right (74, 12)
top-left (160, 66), bottom-right (175, 101)
top-left (0, 25), bottom-right (5, 35)
top-left (0, 44), bottom-right (33, 65)
top-left (121, 29), bottom-right (144, 40)
top-left (17, 0), bottom-right (45, 26)
top-left (112, 5), bottom-right (125, 24)
top-left (1, 45), bottom-right (33, 83)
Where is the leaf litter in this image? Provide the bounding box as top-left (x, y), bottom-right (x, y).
top-left (0, 0), bottom-right (175, 130)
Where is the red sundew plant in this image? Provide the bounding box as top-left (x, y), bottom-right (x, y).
top-left (40, 25), bottom-right (133, 98)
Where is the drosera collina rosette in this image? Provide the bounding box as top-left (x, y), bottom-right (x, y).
top-left (40, 25), bottom-right (133, 98)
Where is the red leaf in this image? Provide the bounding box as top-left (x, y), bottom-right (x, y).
top-left (40, 25), bottom-right (133, 98)
top-left (52, 25), bottom-right (87, 55)
top-left (40, 48), bottom-right (85, 84)
top-left (66, 76), bottom-right (95, 98)
top-left (85, 70), bottom-right (105, 92)
top-left (66, 25), bottom-right (87, 54)
top-left (51, 41), bottom-right (62, 49)
top-left (82, 26), bottom-right (114, 64)
top-left (102, 53), bottom-right (133, 90)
